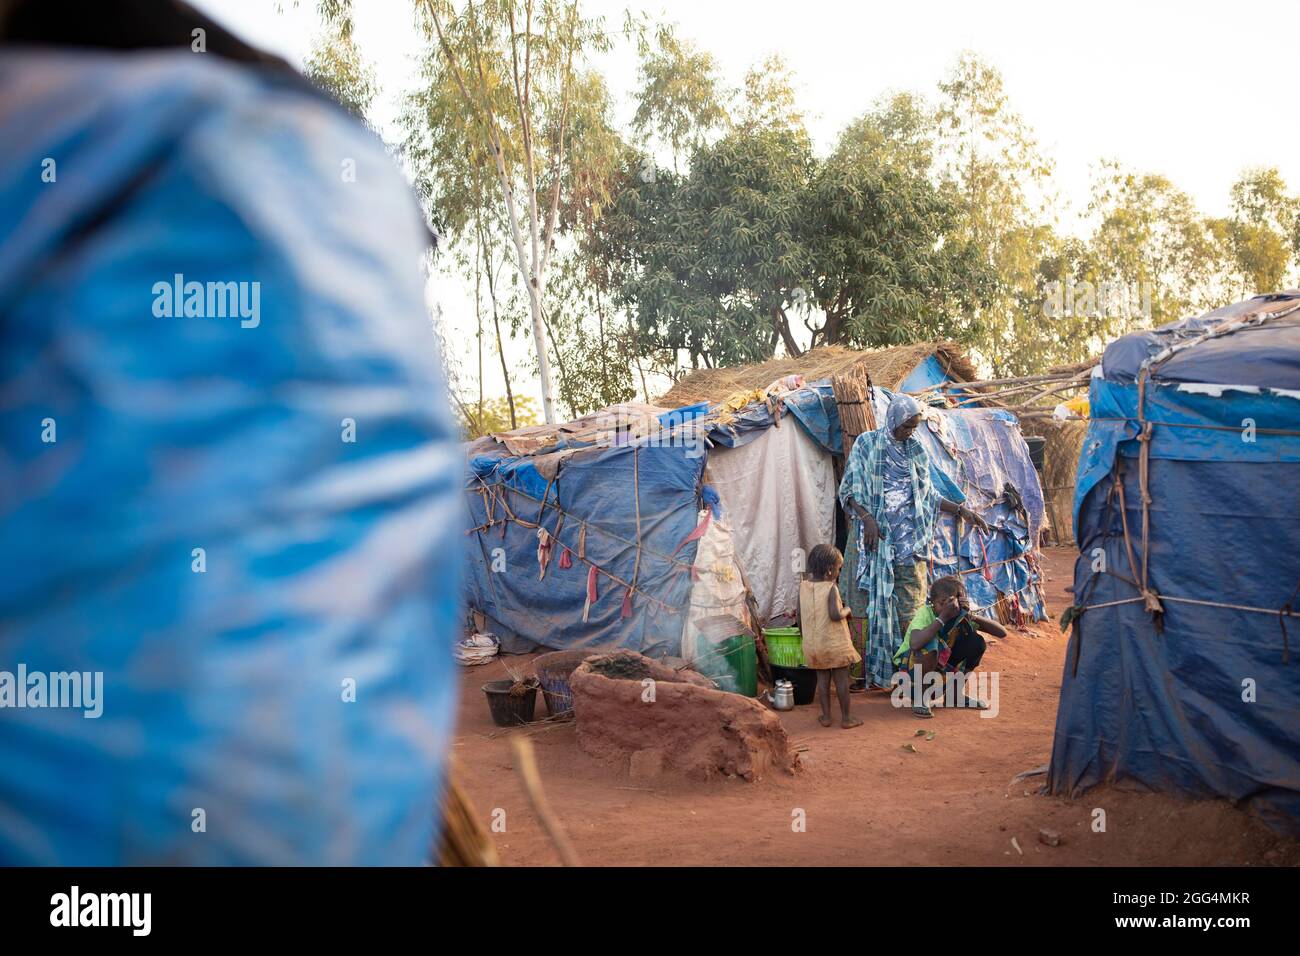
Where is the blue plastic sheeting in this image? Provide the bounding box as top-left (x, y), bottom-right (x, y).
top-left (705, 404), bottom-right (780, 449)
top-left (464, 442), bottom-right (706, 656)
top-left (1052, 459), bottom-right (1300, 832)
top-left (899, 354), bottom-right (951, 392)
top-left (470, 454), bottom-right (553, 501)
top-left (1074, 377), bottom-right (1300, 525)
top-left (1051, 300), bottom-right (1300, 833)
top-left (785, 382), bottom-right (843, 453)
top-left (871, 390), bottom-right (1048, 620)
top-left (0, 51), bottom-right (462, 863)
top-left (465, 378), bottom-right (1049, 655)
top-left (1100, 293), bottom-right (1300, 386)
top-left (703, 385), bottom-right (841, 455)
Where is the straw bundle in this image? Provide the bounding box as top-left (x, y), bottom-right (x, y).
top-left (434, 760), bottom-right (499, 866)
top-left (1021, 418), bottom-right (1087, 546)
top-left (831, 360), bottom-right (876, 457)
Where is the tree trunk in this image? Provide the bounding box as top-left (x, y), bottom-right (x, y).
top-left (484, 247), bottom-right (516, 430)
top-left (474, 219), bottom-right (484, 430)
top-left (540, 304), bottom-right (572, 420)
top-left (773, 306), bottom-right (802, 357)
top-left (522, 267), bottom-right (556, 424)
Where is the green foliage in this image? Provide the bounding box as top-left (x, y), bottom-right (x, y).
top-left (386, 12), bottom-right (1296, 407)
top-left (618, 128), bottom-right (813, 368)
top-left (735, 54), bottom-right (806, 136)
top-left (1222, 166), bottom-right (1300, 296)
top-left (803, 102), bottom-right (995, 349)
top-left (460, 395), bottom-right (540, 439)
top-left (933, 53), bottom-right (1057, 375)
top-left (1085, 162), bottom-right (1218, 322)
top-left (631, 23), bottom-right (728, 169)
top-left (303, 17), bottom-right (379, 121)
top-left (610, 87), bottom-right (997, 366)
top-left (835, 92), bottom-right (936, 179)
top-left (543, 252), bottom-right (638, 416)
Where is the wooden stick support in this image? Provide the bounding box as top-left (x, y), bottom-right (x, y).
top-left (511, 736), bottom-right (581, 867)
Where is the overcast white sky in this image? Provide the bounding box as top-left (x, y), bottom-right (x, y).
top-left (193, 0), bottom-right (1300, 403)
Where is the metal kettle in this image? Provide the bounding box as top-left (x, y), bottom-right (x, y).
top-left (768, 679), bottom-right (795, 711)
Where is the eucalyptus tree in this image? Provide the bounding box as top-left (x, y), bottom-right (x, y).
top-left (417, 0), bottom-right (612, 424)
top-left (1084, 161), bottom-right (1218, 329)
top-left (631, 23), bottom-right (728, 173)
top-left (302, 15), bottom-right (379, 122)
top-left (1221, 166), bottom-right (1300, 296)
top-left (934, 53), bottom-right (1056, 374)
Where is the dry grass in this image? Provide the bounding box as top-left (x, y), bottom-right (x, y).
top-left (657, 342), bottom-right (980, 407)
top-left (1021, 417), bottom-right (1088, 546)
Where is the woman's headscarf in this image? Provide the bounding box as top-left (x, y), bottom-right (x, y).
top-left (885, 393), bottom-right (923, 439)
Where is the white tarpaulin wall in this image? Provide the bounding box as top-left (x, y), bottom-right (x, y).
top-left (705, 420), bottom-right (837, 624)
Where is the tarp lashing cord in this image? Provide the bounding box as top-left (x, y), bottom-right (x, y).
top-left (1067, 594), bottom-right (1299, 665)
top-left (1066, 474), bottom-right (1299, 667)
top-left (623, 448), bottom-right (641, 620)
top-left (465, 478), bottom-right (684, 615)
top-left (1064, 301), bottom-right (1300, 667)
top-left (1280, 580), bottom-right (1299, 664)
top-left (1135, 378), bottom-right (1160, 616)
top-left (466, 474), bottom-right (693, 575)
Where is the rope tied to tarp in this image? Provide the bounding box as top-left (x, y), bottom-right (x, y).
top-left (1066, 306), bottom-right (1300, 665)
top-left (1280, 579), bottom-right (1299, 665)
top-left (464, 474), bottom-right (696, 574)
top-left (1064, 593), bottom-right (1300, 647)
top-left (1113, 460), bottom-right (1164, 618)
top-left (623, 447), bottom-right (642, 619)
top-left (463, 474), bottom-right (689, 615)
top-left (1082, 416), bottom-right (1300, 437)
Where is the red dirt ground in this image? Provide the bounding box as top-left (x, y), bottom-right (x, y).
top-left (451, 548), bottom-right (1299, 866)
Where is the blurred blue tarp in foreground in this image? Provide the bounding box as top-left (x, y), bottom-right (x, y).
top-left (0, 49), bottom-right (463, 863)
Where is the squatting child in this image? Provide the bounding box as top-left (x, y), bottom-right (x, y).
top-left (893, 574), bottom-right (1006, 718)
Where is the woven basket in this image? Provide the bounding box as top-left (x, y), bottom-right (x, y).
top-left (534, 650), bottom-right (595, 717)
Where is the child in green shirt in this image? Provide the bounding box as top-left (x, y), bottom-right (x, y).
top-left (893, 575), bottom-right (1006, 717)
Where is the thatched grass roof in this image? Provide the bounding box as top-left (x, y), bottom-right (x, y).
top-left (657, 343), bottom-right (980, 408)
top-left (1020, 417), bottom-right (1088, 546)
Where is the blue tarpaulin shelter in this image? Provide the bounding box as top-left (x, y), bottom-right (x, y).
top-left (1049, 293), bottom-right (1300, 833)
top-left (463, 363), bottom-right (1049, 657)
top-left (464, 408), bottom-right (708, 656)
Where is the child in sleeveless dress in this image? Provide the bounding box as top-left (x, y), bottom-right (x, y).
top-left (798, 544), bottom-right (863, 728)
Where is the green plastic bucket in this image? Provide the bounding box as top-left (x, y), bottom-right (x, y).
top-left (763, 627), bottom-right (805, 667)
top-left (696, 633), bottom-right (758, 697)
